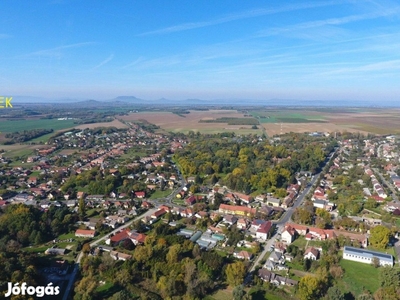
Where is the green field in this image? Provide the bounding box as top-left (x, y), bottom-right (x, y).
top-left (250, 111), bottom-right (326, 124)
top-left (0, 119), bottom-right (76, 132)
top-left (338, 259), bottom-right (380, 295)
top-left (149, 189), bottom-right (172, 199)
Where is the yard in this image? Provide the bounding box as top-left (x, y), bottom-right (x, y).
top-left (338, 259), bottom-right (380, 295)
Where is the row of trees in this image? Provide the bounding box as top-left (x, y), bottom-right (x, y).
top-left (5, 128), bottom-right (53, 143)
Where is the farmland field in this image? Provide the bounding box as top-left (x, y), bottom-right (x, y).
top-left (120, 110), bottom-right (264, 135)
top-left (0, 119), bottom-right (76, 132)
top-left (120, 108), bottom-right (400, 136)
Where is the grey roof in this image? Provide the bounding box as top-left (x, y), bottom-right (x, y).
top-left (343, 246), bottom-right (393, 262)
top-left (190, 231), bottom-right (203, 242)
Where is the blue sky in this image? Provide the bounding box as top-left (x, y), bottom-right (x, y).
top-left (1, 0), bottom-right (400, 102)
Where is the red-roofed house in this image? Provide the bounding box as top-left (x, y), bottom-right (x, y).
top-left (186, 195), bottom-right (197, 206)
top-left (256, 221), bottom-right (273, 240)
top-left (151, 208), bottom-right (166, 219)
top-left (234, 250), bottom-right (254, 260)
top-left (304, 247), bottom-right (319, 260)
top-left (135, 191), bottom-right (146, 198)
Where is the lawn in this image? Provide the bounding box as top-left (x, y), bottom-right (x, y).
top-left (339, 259), bottom-right (380, 295)
top-left (149, 189), bottom-right (172, 199)
top-left (23, 246), bottom-right (48, 253)
top-left (291, 236), bottom-right (308, 249)
top-left (172, 199), bottom-right (185, 205)
top-left (57, 232), bottom-right (76, 240)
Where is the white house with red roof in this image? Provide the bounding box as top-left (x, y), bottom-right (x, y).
top-left (256, 221), bottom-right (273, 241)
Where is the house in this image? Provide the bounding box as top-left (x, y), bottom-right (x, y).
top-left (110, 250), bottom-right (132, 261)
top-left (281, 227), bottom-right (297, 244)
top-left (234, 250), bottom-right (253, 260)
top-left (107, 229), bottom-right (130, 245)
top-left (218, 204), bottom-right (256, 216)
top-left (304, 247), bottom-right (319, 260)
top-left (269, 251), bottom-right (284, 264)
top-left (77, 191), bottom-right (86, 199)
top-left (223, 214), bottom-right (238, 225)
top-left (236, 218), bottom-right (248, 230)
top-left (185, 195), bottom-right (197, 206)
top-left (251, 219), bottom-right (265, 231)
top-left (75, 229), bottom-right (96, 238)
top-left (256, 221), bottom-right (273, 241)
top-left (141, 201), bottom-right (152, 209)
top-left (258, 269), bottom-right (298, 286)
top-left (235, 192), bottom-right (253, 204)
top-left (135, 191), bottom-right (146, 198)
top-left (266, 197), bottom-right (281, 207)
top-left (151, 208), bottom-right (167, 220)
top-left (181, 208), bottom-right (194, 218)
top-left (27, 177), bottom-right (37, 185)
top-left (343, 246), bottom-right (393, 267)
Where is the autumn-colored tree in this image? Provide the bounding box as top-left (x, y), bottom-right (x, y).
top-left (225, 261), bottom-right (246, 286)
top-left (369, 225), bottom-right (391, 249)
top-left (298, 275), bottom-right (323, 300)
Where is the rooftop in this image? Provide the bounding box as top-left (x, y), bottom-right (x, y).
top-left (343, 246), bottom-right (393, 262)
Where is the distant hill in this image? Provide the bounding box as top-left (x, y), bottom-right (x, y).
top-left (8, 95), bottom-right (400, 108)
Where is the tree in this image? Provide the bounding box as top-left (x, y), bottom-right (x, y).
top-left (371, 257), bottom-right (380, 268)
top-left (233, 285), bottom-right (246, 300)
top-left (298, 275), bottom-right (322, 300)
top-left (225, 261), bottom-right (246, 286)
top-left (326, 286), bottom-right (345, 300)
top-left (369, 225), bottom-right (391, 249)
top-left (78, 197), bottom-right (86, 220)
top-left (82, 243), bottom-right (91, 254)
top-left (379, 266), bottom-right (400, 287)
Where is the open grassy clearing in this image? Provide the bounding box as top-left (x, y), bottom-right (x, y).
top-left (149, 189), bottom-right (172, 199)
top-left (338, 258), bottom-right (380, 295)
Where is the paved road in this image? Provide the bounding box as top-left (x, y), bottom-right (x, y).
top-left (248, 175), bottom-right (320, 274)
top-left (62, 208), bottom-right (158, 300)
top-left (372, 168), bottom-right (399, 202)
top-left (247, 149), bottom-right (337, 277)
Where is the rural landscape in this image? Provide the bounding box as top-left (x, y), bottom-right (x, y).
top-left (3, 0), bottom-right (400, 299)
top-left (1, 101), bottom-right (400, 300)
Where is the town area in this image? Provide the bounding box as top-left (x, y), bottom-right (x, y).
top-left (1, 122), bottom-right (400, 300)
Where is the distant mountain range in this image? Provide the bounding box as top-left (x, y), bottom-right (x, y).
top-left (9, 95), bottom-right (400, 107)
